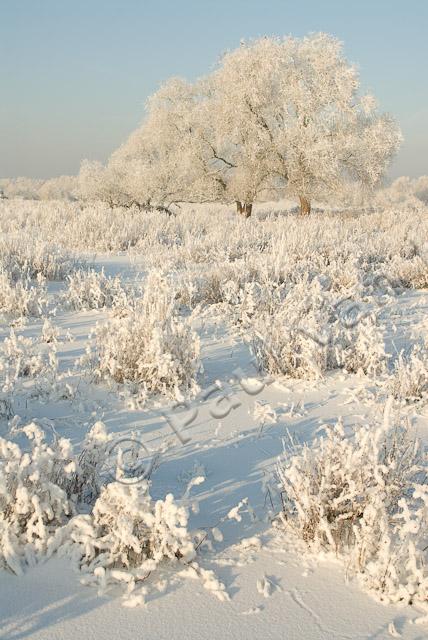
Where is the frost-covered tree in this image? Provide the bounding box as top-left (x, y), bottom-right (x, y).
top-left (0, 176), bottom-right (77, 201)
top-left (210, 34), bottom-right (401, 215)
top-left (0, 177), bottom-right (43, 200)
top-left (38, 175), bottom-right (78, 201)
top-left (110, 74), bottom-right (272, 214)
top-left (91, 33), bottom-right (401, 216)
top-left (414, 175), bottom-right (428, 204)
top-left (78, 160), bottom-right (126, 206)
top-left (108, 77), bottom-right (234, 210)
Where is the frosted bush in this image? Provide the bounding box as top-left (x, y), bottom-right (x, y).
top-left (0, 329), bottom-right (68, 416)
top-left (1, 200), bottom-right (426, 281)
top-left (0, 236), bottom-right (79, 282)
top-left (41, 318), bottom-right (59, 343)
top-left (0, 200), bottom-right (149, 252)
top-left (389, 343), bottom-right (428, 401)
top-left (353, 483), bottom-right (428, 619)
top-left (277, 401), bottom-right (428, 618)
top-left (90, 272), bottom-right (200, 398)
top-left (323, 257), bottom-right (363, 296)
top-left (339, 317), bottom-right (388, 377)
top-left (0, 423), bottom-right (77, 575)
top-left (65, 268), bottom-right (128, 311)
top-left (249, 279), bottom-right (332, 380)
top-left (252, 315), bottom-right (329, 381)
top-left (0, 421), bottom-right (131, 575)
top-left (386, 255), bottom-right (428, 290)
top-left (276, 408), bottom-right (413, 552)
top-left (224, 271), bottom-right (297, 321)
top-left (67, 481), bottom-right (196, 601)
top-left (0, 326), bottom-right (100, 411)
top-left (61, 421), bottom-right (113, 507)
top-left (0, 271), bottom-right (47, 318)
top-left (0, 329), bottom-right (57, 390)
top-left (0, 202), bottom-right (426, 327)
top-left (177, 260), bottom-right (263, 310)
top-left (224, 280), bottom-right (262, 325)
top-left (249, 276), bottom-right (388, 381)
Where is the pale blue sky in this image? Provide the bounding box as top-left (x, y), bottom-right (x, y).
top-left (1, 0), bottom-right (427, 179)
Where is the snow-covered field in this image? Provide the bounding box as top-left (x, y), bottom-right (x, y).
top-left (1, 198), bottom-right (428, 639)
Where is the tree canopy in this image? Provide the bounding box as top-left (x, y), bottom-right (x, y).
top-left (79, 33), bottom-right (402, 215)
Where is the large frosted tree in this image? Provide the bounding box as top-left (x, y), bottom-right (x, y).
top-left (84, 33), bottom-right (401, 216)
top-left (106, 78), bottom-right (232, 209)
top-left (209, 34), bottom-right (401, 215)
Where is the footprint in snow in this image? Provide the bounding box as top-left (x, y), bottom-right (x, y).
top-left (388, 621), bottom-right (401, 637)
top-left (256, 575), bottom-right (282, 598)
top-left (242, 606), bottom-right (263, 615)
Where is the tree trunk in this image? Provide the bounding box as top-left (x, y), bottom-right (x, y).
top-left (299, 196), bottom-right (311, 216)
top-left (236, 201), bottom-right (253, 218)
top-left (243, 203), bottom-right (252, 218)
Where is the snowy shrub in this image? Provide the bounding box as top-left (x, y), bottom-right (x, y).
top-left (225, 280), bottom-right (261, 325)
top-left (252, 318), bottom-right (328, 381)
top-left (41, 318), bottom-right (59, 343)
top-left (353, 481), bottom-right (428, 618)
top-left (389, 343), bottom-right (428, 401)
top-left (177, 261), bottom-right (262, 310)
top-left (339, 317), bottom-right (388, 377)
top-left (250, 276), bottom-right (388, 381)
top-left (0, 236), bottom-right (79, 282)
top-left (277, 410), bottom-right (410, 551)
top-left (386, 255), bottom-right (428, 290)
top-left (319, 256), bottom-right (363, 297)
top-left (90, 272), bottom-right (200, 398)
top-left (0, 421), bottom-right (127, 575)
top-left (0, 199), bottom-right (150, 253)
top-left (0, 326), bottom-right (101, 412)
top-left (277, 401), bottom-right (428, 618)
top-left (0, 328), bottom-right (81, 413)
top-left (250, 279), bottom-right (332, 380)
top-left (66, 481), bottom-right (196, 602)
top-left (223, 274), bottom-right (291, 323)
top-left (0, 271), bottom-right (47, 318)
top-left (65, 268), bottom-right (128, 311)
top-left (0, 423), bottom-right (77, 575)
top-left (59, 421), bottom-right (113, 507)
top-left (0, 329), bottom-right (58, 394)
